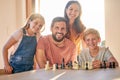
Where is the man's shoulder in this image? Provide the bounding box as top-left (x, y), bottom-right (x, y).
top-left (39, 35), bottom-right (53, 45)
top-left (40, 35), bottom-right (50, 40)
top-left (65, 38), bottom-right (76, 46)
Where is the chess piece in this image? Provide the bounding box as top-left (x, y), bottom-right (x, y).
top-left (66, 61), bottom-right (73, 69)
top-left (69, 61), bottom-right (73, 69)
top-left (45, 61), bottom-right (50, 70)
top-left (103, 61), bottom-right (106, 69)
top-left (73, 61), bottom-right (79, 70)
top-left (81, 62), bottom-right (85, 69)
top-left (100, 63), bottom-right (103, 68)
top-left (112, 62), bottom-right (116, 68)
top-left (85, 62), bottom-right (88, 70)
top-left (61, 58), bottom-right (65, 69)
top-left (66, 62), bottom-right (71, 69)
top-left (109, 62), bottom-right (112, 68)
top-left (56, 63), bottom-right (59, 69)
top-left (77, 56), bottom-right (81, 69)
top-left (77, 55), bottom-right (79, 63)
top-left (89, 61), bottom-right (93, 70)
top-left (52, 64), bottom-right (56, 71)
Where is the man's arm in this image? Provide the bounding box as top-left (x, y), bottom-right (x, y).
top-left (35, 49), bottom-right (47, 68)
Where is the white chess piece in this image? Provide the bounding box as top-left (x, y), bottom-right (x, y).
top-left (52, 64), bottom-right (56, 71)
top-left (88, 58), bottom-right (94, 70)
top-left (73, 62), bottom-right (79, 70)
top-left (45, 61), bottom-right (50, 70)
top-left (88, 61), bottom-right (93, 70)
top-left (81, 62), bottom-right (85, 69)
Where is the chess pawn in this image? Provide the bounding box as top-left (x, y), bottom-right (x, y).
top-left (112, 62), bottom-right (116, 68)
top-left (52, 64), bottom-right (56, 71)
top-left (56, 63), bottom-right (59, 69)
top-left (73, 61), bottom-right (79, 70)
top-left (61, 58), bottom-right (65, 69)
top-left (45, 61), bottom-right (50, 70)
top-left (81, 62), bottom-right (85, 69)
top-left (100, 63), bottom-right (103, 68)
top-left (89, 61), bottom-right (93, 70)
top-left (85, 62), bottom-right (89, 70)
top-left (70, 61), bottom-right (73, 69)
top-left (109, 62), bottom-right (112, 68)
top-left (66, 61), bottom-right (72, 69)
top-left (103, 61), bottom-right (106, 69)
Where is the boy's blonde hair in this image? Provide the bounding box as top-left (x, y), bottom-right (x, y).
top-left (83, 28), bottom-right (100, 40)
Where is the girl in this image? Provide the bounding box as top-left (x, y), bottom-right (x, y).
top-left (2, 13), bottom-right (45, 73)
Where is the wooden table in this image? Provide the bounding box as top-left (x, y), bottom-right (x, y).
top-left (0, 68), bottom-right (120, 80)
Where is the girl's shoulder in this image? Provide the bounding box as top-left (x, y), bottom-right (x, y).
top-left (11, 28), bottom-right (23, 41)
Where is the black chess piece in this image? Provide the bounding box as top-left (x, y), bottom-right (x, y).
top-left (77, 55), bottom-right (79, 62)
top-left (100, 63), bottom-right (103, 68)
top-left (66, 61), bottom-right (73, 69)
top-left (112, 62), bottom-right (115, 68)
top-left (103, 61), bottom-right (106, 69)
top-left (69, 61), bottom-right (73, 69)
top-left (61, 58), bottom-right (65, 69)
top-left (86, 62), bottom-right (88, 70)
top-left (109, 62), bottom-right (112, 68)
top-left (77, 56), bottom-right (80, 69)
top-left (56, 63), bottom-right (59, 69)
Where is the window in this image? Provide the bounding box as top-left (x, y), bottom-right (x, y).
top-left (35, 0), bottom-right (105, 41)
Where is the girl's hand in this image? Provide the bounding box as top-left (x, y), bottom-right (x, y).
top-left (4, 64), bottom-right (13, 74)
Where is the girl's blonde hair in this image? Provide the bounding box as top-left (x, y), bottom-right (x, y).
top-left (83, 28), bottom-right (100, 40)
top-left (24, 13), bottom-right (45, 32)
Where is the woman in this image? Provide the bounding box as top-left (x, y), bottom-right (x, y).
top-left (64, 0), bottom-right (86, 54)
top-left (2, 13), bottom-right (45, 73)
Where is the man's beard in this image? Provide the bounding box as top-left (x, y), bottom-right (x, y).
top-left (52, 33), bottom-right (65, 42)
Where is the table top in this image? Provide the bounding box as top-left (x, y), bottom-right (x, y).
top-left (0, 68), bottom-right (120, 80)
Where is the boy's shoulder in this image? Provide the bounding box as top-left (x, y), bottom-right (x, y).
top-left (80, 48), bottom-right (89, 54)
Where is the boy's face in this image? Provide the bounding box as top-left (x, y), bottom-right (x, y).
top-left (84, 34), bottom-right (100, 50)
top-left (51, 21), bottom-right (67, 42)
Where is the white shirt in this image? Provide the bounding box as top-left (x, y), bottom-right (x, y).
top-left (79, 47), bottom-right (113, 64)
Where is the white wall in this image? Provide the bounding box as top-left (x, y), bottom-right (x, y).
top-left (0, 0), bottom-right (26, 68)
top-left (105, 0), bottom-right (120, 65)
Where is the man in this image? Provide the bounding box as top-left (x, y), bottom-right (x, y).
top-left (35, 17), bottom-right (77, 68)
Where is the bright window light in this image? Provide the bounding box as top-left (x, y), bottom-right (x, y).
top-left (35, 0), bottom-right (105, 41)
